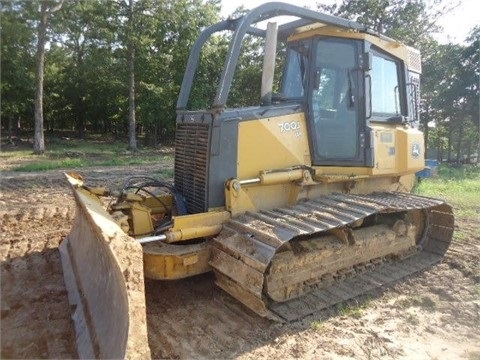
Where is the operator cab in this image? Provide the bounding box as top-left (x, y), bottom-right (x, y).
top-left (281, 35), bottom-right (413, 167)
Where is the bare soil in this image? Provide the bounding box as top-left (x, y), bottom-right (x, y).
top-left (1, 163), bottom-right (479, 359)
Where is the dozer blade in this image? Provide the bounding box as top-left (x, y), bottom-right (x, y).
top-left (210, 192), bottom-right (454, 321)
top-left (60, 173), bottom-right (151, 359)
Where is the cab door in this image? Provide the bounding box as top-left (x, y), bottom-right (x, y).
top-left (308, 37), bottom-right (368, 166)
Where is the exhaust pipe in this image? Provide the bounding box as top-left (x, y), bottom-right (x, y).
top-left (261, 22), bottom-right (278, 106)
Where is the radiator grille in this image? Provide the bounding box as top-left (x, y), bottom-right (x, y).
top-left (174, 122), bottom-right (210, 213)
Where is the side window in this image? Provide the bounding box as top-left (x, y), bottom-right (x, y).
top-left (282, 42), bottom-right (309, 98)
top-left (371, 54), bottom-right (401, 116)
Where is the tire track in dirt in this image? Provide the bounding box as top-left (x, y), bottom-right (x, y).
top-left (1, 211), bottom-right (77, 358)
top-left (145, 274), bottom-right (275, 359)
top-left (0, 165), bottom-right (173, 358)
top-left (1, 166), bottom-right (479, 359)
top-left (143, 218), bottom-right (480, 359)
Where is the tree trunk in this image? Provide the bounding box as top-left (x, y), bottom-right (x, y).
top-left (423, 119), bottom-right (429, 157)
top-left (436, 136), bottom-right (443, 162)
top-left (154, 124), bottom-right (158, 148)
top-left (7, 116), bottom-right (12, 142)
top-left (477, 113), bottom-right (480, 164)
top-left (75, 43), bottom-right (86, 139)
top-left (33, 3), bottom-right (48, 154)
top-left (33, 0), bottom-right (63, 153)
top-left (127, 0), bottom-right (137, 152)
top-left (466, 142), bottom-right (471, 164)
top-left (76, 95), bottom-right (86, 139)
top-left (455, 123), bottom-right (463, 164)
top-left (447, 126), bottom-right (453, 162)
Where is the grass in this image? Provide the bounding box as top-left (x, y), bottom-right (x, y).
top-left (474, 285), bottom-right (480, 298)
top-left (405, 312), bottom-right (420, 325)
top-left (2, 137), bottom-right (172, 172)
top-left (310, 320), bottom-right (324, 331)
top-left (395, 295), bottom-right (437, 312)
top-left (335, 296), bottom-right (373, 319)
top-left (14, 158), bottom-right (87, 171)
top-left (414, 164), bottom-right (480, 220)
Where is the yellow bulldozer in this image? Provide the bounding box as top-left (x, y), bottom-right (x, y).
top-left (59, 2), bottom-right (454, 358)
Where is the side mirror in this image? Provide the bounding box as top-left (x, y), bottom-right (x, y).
top-left (359, 52), bottom-right (372, 71)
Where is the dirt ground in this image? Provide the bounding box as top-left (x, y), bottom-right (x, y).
top-left (1, 162), bottom-right (479, 359)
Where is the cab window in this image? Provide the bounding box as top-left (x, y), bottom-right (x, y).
top-left (371, 52), bottom-right (402, 116)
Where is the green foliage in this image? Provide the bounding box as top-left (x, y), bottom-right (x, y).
top-left (5, 137), bottom-right (168, 172)
top-left (0, 2), bottom-right (36, 131)
top-left (2, 0), bottom-right (477, 157)
top-left (310, 320), bottom-right (324, 331)
top-left (415, 164), bottom-right (480, 219)
top-left (134, 0), bottom-right (221, 124)
top-left (13, 158), bottom-right (86, 171)
top-left (1, 0), bottom-right (223, 145)
top-left (11, 155), bottom-right (162, 172)
top-left (317, 0), bottom-right (453, 47)
top-left (423, 32), bottom-right (479, 163)
top-left (395, 295), bottom-right (437, 311)
top-left (188, 34), bottom-right (229, 110)
top-left (335, 297), bottom-right (372, 319)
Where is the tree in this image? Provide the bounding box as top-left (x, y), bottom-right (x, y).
top-left (0, 2), bottom-right (36, 140)
top-left (51, 0), bottom-right (116, 138)
top-left (3, 0), bottom-right (226, 144)
top-left (461, 27), bottom-right (480, 162)
top-left (421, 41), bottom-right (463, 157)
top-left (33, 0), bottom-right (63, 154)
top-left (126, 0), bottom-right (137, 151)
top-left (132, 0), bottom-right (221, 146)
top-left (422, 28), bottom-right (479, 163)
top-left (317, 0), bottom-right (456, 47)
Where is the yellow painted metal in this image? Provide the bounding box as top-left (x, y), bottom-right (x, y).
top-left (259, 169), bottom-right (304, 185)
top-left (396, 127), bottom-right (425, 171)
top-left (141, 210), bottom-right (230, 280)
top-left (143, 194), bottom-right (173, 213)
top-left (143, 240), bottom-right (211, 280)
top-left (313, 124), bottom-right (425, 177)
top-left (226, 172), bottom-right (417, 216)
top-left (237, 113), bottom-right (311, 178)
top-left (226, 181), bottom-right (295, 216)
top-left (164, 211), bottom-right (231, 242)
top-left (288, 26), bottom-right (417, 71)
top-left (129, 202), bottom-right (153, 236)
top-left (374, 129), bottom-right (396, 170)
top-left (65, 172), bottom-right (105, 205)
top-left (229, 109), bottom-right (425, 216)
top-left (62, 173), bottom-right (150, 358)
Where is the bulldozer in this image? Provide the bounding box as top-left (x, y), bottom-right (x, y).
top-left (59, 2), bottom-right (454, 358)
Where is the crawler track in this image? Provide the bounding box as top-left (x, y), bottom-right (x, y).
top-left (210, 192), bottom-right (454, 321)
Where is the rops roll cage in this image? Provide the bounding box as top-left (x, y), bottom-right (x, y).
top-left (176, 1), bottom-right (369, 111)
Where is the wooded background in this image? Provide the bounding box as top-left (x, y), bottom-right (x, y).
top-left (1, 0), bottom-right (478, 162)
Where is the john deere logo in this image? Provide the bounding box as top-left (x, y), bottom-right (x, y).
top-left (412, 142), bottom-right (421, 158)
